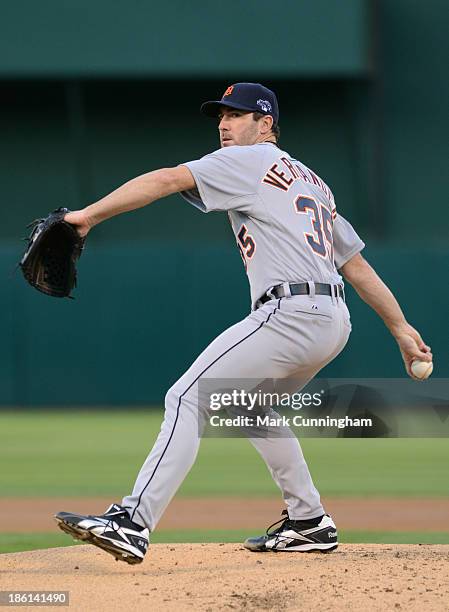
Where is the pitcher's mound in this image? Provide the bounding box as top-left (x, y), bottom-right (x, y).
top-left (1, 543), bottom-right (448, 611)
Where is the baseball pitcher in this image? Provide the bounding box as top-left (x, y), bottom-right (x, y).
top-left (54, 83), bottom-right (432, 564)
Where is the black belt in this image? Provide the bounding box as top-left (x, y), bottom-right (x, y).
top-left (258, 282), bottom-right (344, 306)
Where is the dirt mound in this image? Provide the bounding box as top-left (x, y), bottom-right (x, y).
top-left (1, 543), bottom-right (448, 611)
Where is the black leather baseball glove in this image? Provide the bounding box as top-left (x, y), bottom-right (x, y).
top-left (20, 207), bottom-right (85, 298)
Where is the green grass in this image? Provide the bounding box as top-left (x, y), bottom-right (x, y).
top-left (0, 410), bottom-right (448, 497)
top-left (2, 530), bottom-right (449, 554)
top-left (341, 531), bottom-right (449, 544)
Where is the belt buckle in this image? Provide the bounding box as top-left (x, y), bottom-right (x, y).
top-left (334, 283), bottom-right (344, 301)
top-left (266, 286), bottom-right (276, 300)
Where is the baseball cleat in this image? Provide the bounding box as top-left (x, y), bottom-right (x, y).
top-left (244, 510), bottom-right (338, 553)
top-left (55, 503), bottom-right (149, 565)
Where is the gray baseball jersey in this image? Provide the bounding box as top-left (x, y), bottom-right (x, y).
top-left (122, 142), bottom-right (364, 532)
top-left (180, 143), bottom-right (364, 308)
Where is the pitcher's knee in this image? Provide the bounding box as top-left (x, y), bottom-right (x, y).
top-left (164, 384), bottom-right (181, 414)
top-left (164, 380), bottom-right (198, 412)
top-left (165, 380), bottom-right (210, 424)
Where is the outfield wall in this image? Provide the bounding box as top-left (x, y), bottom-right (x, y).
top-left (1, 0), bottom-right (447, 405)
top-left (1, 244), bottom-right (446, 406)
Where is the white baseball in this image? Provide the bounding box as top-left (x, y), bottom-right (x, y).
top-left (411, 359), bottom-right (433, 380)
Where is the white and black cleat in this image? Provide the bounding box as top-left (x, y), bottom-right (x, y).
top-left (55, 503), bottom-right (149, 565)
top-left (244, 510), bottom-right (338, 553)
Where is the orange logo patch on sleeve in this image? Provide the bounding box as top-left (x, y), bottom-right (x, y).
top-left (223, 85), bottom-right (234, 97)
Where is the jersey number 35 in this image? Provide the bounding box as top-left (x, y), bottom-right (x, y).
top-left (294, 195), bottom-right (334, 261)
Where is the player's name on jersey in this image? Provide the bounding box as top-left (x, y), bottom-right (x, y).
top-left (208, 414), bottom-right (373, 429)
top-left (262, 156), bottom-right (334, 204)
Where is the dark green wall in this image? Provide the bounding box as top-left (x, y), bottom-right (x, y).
top-left (2, 243), bottom-right (446, 406)
top-left (1, 0), bottom-right (448, 405)
top-left (382, 0), bottom-right (449, 240)
top-left (0, 1), bottom-right (370, 77)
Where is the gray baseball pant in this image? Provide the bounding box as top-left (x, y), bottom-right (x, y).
top-left (122, 293), bottom-right (351, 530)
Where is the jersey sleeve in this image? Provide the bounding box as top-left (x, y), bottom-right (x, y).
top-left (333, 213), bottom-right (365, 270)
top-left (179, 145), bottom-right (262, 214)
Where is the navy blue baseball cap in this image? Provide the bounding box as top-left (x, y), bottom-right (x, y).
top-left (201, 83), bottom-right (279, 126)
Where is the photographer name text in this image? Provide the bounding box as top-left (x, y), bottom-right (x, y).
top-left (209, 415), bottom-right (373, 429)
